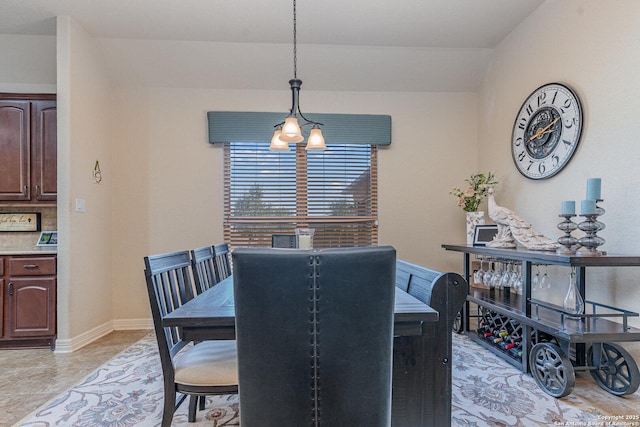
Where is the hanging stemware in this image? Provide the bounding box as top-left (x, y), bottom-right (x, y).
top-left (540, 265), bottom-right (550, 289)
top-left (474, 258), bottom-right (486, 285)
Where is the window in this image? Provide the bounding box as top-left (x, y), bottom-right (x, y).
top-left (224, 142), bottom-right (378, 249)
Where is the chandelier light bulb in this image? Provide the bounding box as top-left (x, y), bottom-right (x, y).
top-left (280, 116), bottom-right (304, 143)
top-left (305, 127), bottom-right (326, 150)
top-left (269, 128), bottom-right (290, 151)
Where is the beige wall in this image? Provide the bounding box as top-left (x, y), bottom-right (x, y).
top-left (56, 16), bottom-right (114, 344)
top-left (110, 87), bottom-right (478, 321)
top-left (478, 0), bottom-right (640, 326)
top-left (5, 1), bottom-right (640, 341)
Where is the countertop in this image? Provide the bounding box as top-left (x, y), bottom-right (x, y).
top-left (0, 246), bottom-right (57, 255)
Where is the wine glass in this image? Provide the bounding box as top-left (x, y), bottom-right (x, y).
top-left (474, 258), bottom-right (485, 285)
top-left (483, 259), bottom-right (495, 287)
top-left (509, 263), bottom-right (522, 293)
top-left (500, 262), bottom-right (513, 289)
top-left (532, 265), bottom-right (541, 289)
top-left (540, 265), bottom-right (550, 289)
top-left (491, 262), bottom-right (503, 290)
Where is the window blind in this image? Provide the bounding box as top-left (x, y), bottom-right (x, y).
top-left (224, 142), bottom-right (378, 249)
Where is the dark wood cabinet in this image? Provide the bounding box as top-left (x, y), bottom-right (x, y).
top-left (0, 255), bottom-right (57, 349)
top-left (0, 94), bottom-right (57, 204)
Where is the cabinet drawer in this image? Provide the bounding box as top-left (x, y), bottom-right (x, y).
top-left (9, 256), bottom-right (56, 276)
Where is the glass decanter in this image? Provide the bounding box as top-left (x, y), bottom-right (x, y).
top-left (563, 267), bottom-right (585, 317)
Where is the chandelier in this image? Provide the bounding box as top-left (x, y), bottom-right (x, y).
top-left (269, 0), bottom-right (326, 151)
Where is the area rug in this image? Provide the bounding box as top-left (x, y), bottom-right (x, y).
top-left (16, 333), bottom-right (609, 427)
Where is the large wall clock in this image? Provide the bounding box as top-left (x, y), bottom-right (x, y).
top-left (511, 82), bottom-right (583, 180)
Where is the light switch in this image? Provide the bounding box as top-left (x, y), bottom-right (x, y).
top-left (75, 198), bottom-right (87, 213)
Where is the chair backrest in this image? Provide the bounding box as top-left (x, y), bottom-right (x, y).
top-left (144, 250), bottom-right (196, 364)
top-left (191, 245), bottom-right (217, 294)
top-left (233, 246), bottom-right (396, 427)
top-left (213, 243), bottom-right (231, 281)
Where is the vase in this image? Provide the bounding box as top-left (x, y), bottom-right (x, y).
top-left (563, 267), bottom-right (585, 317)
top-left (466, 211), bottom-right (485, 245)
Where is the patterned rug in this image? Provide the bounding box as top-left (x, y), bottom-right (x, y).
top-left (15, 333), bottom-right (610, 427)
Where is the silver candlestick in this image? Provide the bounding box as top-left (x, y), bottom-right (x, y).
top-left (557, 214), bottom-right (579, 255)
top-left (577, 199), bottom-right (606, 256)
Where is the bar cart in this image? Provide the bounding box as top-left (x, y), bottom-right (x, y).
top-left (442, 244), bottom-right (640, 398)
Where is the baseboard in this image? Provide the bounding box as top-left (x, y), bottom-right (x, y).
top-left (53, 318), bottom-right (153, 353)
top-left (113, 318), bottom-right (153, 330)
top-left (54, 321), bottom-right (115, 353)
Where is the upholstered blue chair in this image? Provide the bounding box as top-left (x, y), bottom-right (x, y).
top-left (232, 246), bottom-right (396, 427)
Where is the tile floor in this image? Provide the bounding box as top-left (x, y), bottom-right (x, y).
top-left (0, 330), bottom-right (150, 426)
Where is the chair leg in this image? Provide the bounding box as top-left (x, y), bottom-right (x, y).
top-left (199, 395), bottom-right (206, 411)
top-left (161, 391), bottom-right (175, 427)
top-left (188, 395), bottom-right (198, 422)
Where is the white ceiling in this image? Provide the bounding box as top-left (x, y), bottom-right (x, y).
top-left (0, 0), bottom-right (545, 91)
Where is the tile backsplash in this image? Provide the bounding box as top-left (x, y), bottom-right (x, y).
top-left (0, 206), bottom-right (57, 248)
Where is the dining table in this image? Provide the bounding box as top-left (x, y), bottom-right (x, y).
top-left (163, 275), bottom-right (447, 427)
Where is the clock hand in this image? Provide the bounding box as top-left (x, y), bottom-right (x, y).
top-left (529, 117), bottom-right (560, 141)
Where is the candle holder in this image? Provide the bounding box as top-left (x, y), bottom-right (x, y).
top-left (577, 202), bottom-right (606, 255)
top-left (595, 198), bottom-right (605, 216)
top-left (557, 214), bottom-right (579, 255)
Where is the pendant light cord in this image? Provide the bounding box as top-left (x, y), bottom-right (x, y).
top-left (293, 0), bottom-right (297, 79)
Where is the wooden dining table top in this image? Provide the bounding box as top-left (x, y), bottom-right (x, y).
top-left (163, 275), bottom-right (438, 334)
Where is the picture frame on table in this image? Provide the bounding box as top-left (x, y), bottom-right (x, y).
top-left (37, 231), bottom-right (58, 246)
top-left (473, 225), bottom-right (498, 247)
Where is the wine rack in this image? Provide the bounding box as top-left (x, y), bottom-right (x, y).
top-left (443, 243), bottom-right (640, 398)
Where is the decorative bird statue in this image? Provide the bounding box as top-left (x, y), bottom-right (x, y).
top-left (486, 187), bottom-right (559, 251)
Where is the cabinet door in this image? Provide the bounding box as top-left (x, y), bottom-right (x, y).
top-left (0, 278), bottom-right (4, 339)
top-left (0, 101), bottom-right (31, 201)
top-left (31, 101), bottom-right (57, 201)
top-left (7, 277), bottom-right (56, 337)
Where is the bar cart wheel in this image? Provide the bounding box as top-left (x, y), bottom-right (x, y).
top-left (587, 342), bottom-right (640, 396)
top-left (529, 342), bottom-right (575, 398)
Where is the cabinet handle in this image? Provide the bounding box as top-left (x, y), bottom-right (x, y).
top-left (23, 264), bottom-right (38, 269)
top-left (35, 184), bottom-right (41, 198)
top-left (8, 282), bottom-right (13, 296)
top-left (23, 185), bottom-right (28, 196)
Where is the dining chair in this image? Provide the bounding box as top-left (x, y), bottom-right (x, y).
top-left (190, 245), bottom-right (218, 294)
top-left (232, 246), bottom-right (396, 427)
top-left (144, 250), bottom-right (238, 427)
top-left (213, 243), bottom-right (232, 281)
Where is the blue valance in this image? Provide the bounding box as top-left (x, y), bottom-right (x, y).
top-left (207, 111), bottom-right (391, 145)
